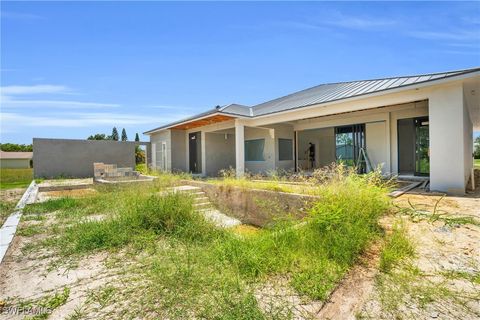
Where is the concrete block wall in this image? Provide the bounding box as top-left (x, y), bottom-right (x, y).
top-left (33, 138), bottom-right (136, 178)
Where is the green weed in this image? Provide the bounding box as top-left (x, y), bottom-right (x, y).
top-left (31, 169), bottom-right (393, 318)
top-left (379, 221), bottom-right (415, 273)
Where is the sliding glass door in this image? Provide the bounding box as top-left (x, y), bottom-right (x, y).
top-left (335, 124), bottom-right (366, 173)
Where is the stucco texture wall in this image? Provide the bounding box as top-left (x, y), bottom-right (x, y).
top-left (33, 138), bottom-right (136, 178)
top-left (150, 131), bottom-right (171, 171)
top-left (244, 126), bottom-right (275, 174)
top-left (205, 132), bottom-right (235, 176)
top-left (273, 124), bottom-right (295, 171)
top-left (297, 128), bottom-right (335, 169)
top-left (366, 121), bottom-right (388, 174)
top-left (171, 130), bottom-right (187, 172)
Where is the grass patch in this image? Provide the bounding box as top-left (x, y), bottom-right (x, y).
top-left (17, 224), bottom-right (44, 237)
top-left (30, 169), bottom-right (392, 317)
top-left (379, 221), bottom-right (415, 273)
top-left (10, 287), bottom-right (70, 320)
top-left (0, 168), bottom-right (33, 190)
top-left (0, 200), bottom-right (17, 225)
top-left (475, 159), bottom-right (480, 168)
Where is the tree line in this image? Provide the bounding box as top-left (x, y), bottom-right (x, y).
top-left (0, 143), bottom-right (33, 152)
top-left (87, 127), bottom-right (140, 142)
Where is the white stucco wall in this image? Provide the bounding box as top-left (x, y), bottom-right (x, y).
top-left (0, 159), bottom-right (31, 169)
top-left (463, 91), bottom-right (474, 189)
top-left (429, 84), bottom-right (467, 194)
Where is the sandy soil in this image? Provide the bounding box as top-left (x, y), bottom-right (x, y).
top-left (316, 243), bottom-right (382, 320)
top-left (36, 188), bottom-right (97, 202)
top-left (359, 188), bottom-right (480, 319)
top-left (0, 229), bottom-right (113, 320)
top-left (1, 183), bottom-right (478, 319)
top-left (0, 188), bottom-right (25, 225)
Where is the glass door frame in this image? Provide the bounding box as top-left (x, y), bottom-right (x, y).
top-left (414, 117), bottom-right (430, 176)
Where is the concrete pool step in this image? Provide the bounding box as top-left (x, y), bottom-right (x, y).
top-left (168, 185), bottom-right (241, 228)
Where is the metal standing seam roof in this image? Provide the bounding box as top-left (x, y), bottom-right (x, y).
top-left (145, 67), bottom-right (480, 134)
top-left (250, 67), bottom-right (480, 116)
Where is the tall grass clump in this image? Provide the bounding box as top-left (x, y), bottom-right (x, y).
top-left (54, 191), bottom-right (220, 255)
top-left (308, 166), bottom-right (391, 264)
top-left (379, 221), bottom-right (415, 273)
top-left (215, 165), bottom-right (393, 300)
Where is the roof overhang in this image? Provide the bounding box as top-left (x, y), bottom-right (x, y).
top-left (144, 112), bottom-right (237, 135)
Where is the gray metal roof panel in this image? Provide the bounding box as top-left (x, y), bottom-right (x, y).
top-left (251, 67), bottom-right (480, 116)
top-left (220, 103), bottom-right (251, 117)
top-left (145, 67), bottom-right (480, 133)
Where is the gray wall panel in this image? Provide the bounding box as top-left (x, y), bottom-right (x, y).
top-left (33, 138), bottom-right (136, 178)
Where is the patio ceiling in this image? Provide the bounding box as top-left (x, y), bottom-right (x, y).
top-left (170, 114), bottom-right (234, 130)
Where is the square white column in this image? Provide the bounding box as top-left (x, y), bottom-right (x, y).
top-left (235, 123), bottom-right (245, 177)
top-left (429, 84), bottom-right (469, 195)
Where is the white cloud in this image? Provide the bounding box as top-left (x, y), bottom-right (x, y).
top-left (0, 84), bottom-right (119, 109)
top-left (1, 11), bottom-right (44, 20)
top-left (0, 112), bottom-right (192, 128)
top-left (1, 99), bottom-right (119, 109)
top-left (409, 30), bottom-right (480, 42)
top-left (321, 12), bottom-right (397, 30)
top-left (1, 84), bottom-right (70, 95)
top-left (148, 105), bottom-right (198, 110)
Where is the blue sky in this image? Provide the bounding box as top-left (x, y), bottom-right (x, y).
top-left (1, 1), bottom-right (479, 144)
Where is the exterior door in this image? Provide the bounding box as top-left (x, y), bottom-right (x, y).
top-left (188, 132), bottom-right (201, 173)
top-left (414, 117), bottom-right (429, 176)
top-left (397, 117), bottom-right (429, 176)
top-left (398, 119), bottom-right (415, 174)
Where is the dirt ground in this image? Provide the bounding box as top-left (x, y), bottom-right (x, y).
top-left (0, 188), bottom-right (25, 225)
top-left (0, 185), bottom-right (478, 319)
top-left (358, 188), bottom-right (480, 319)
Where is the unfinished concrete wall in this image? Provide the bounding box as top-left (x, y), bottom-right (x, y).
top-left (244, 126), bottom-right (275, 174)
top-left (205, 132), bottom-right (235, 176)
top-left (297, 128), bottom-right (335, 169)
top-left (33, 138), bottom-right (136, 178)
top-left (186, 180), bottom-right (318, 226)
top-left (273, 124), bottom-right (295, 171)
top-left (151, 130), bottom-right (171, 171)
top-left (171, 130), bottom-right (187, 172)
top-left (366, 121), bottom-right (388, 173)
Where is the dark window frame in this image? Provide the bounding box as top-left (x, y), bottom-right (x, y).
top-left (278, 138), bottom-right (293, 161)
top-left (245, 138), bottom-right (265, 161)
